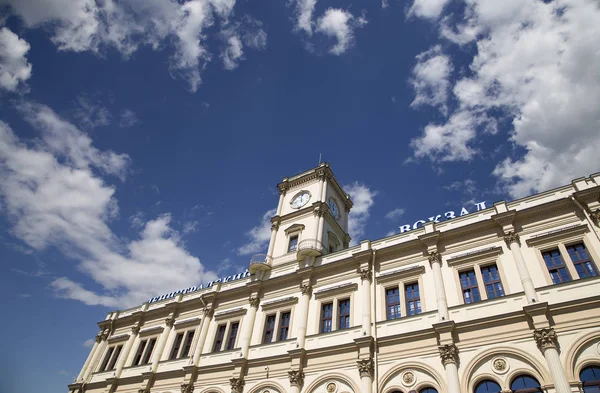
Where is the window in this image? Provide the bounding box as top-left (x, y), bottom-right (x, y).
top-left (142, 338), bottom-right (156, 364)
top-left (107, 345), bottom-right (122, 370)
top-left (580, 365), bottom-right (600, 393)
top-left (321, 303), bottom-right (333, 333)
top-left (510, 375), bottom-right (542, 392)
top-left (99, 345), bottom-right (123, 372)
top-left (169, 330), bottom-right (195, 360)
top-left (420, 389), bottom-right (438, 393)
top-left (338, 299), bottom-right (350, 329)
top-left (475, 380), bottom-right (501, 393)
top-left (213, 325), bottom-right (226, 352)
top-left (481, 264), bottom-right (504, 299)
top-left (460, 270), bottom-right (481, 304)
top-left (542, 249), bottom-right (572, 284)
top-left (169, 332), bottom-right (184, 360)
top-left (278, 312), bottom-right (291, 340)
top-left (405, 282), bottom-right (421, 316)
top-left (567, 243), bottom-right (598, 278)
top-left (133, 340), bottom-right (148, 366)
top-left (180, 331), bottom-right (195, 358)
top-left (133, 338), bottom-right (158, 366)
top-left (99, 347), bottom-right (114, 371)
top-left (226, 322), bottom-right (239, 350)
top-left (288, 235), bottom-right (299, 252)
top-left (263, 315), bottom-right (276, 344)
top-left (386, 287), bottom-right (401, 320)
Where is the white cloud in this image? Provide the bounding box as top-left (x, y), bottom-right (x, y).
top-left (385, 208), bottom-right (405, 220)
top-left (118, 109), bottom-right (139, 128)
top-left (316, 8), bottom-right (367, 55)
top-left (182, 220), bottom-right (199, 234)
top-left (82, 338), bottom-right (95, 348)
top-left (0, 27), bottom-right (32, 92)
top-left (409, 0), bottom-right (600, 198)
top-left (237, 209), bottom-right (276, 255)
top-left (444, 179), bottom-right (476, 195)
top-left (294, 0), bottom-right (318, 34)
top-left (382, 0), bottom-right (389, 9)
top-left (410, 45), bottom-right (453, 115)
top-left (344, 182), bottom-right (377, 245)
top-left (0, 103), bottom-right (217, 308)
top-left (221, 34), bottom-right (244, 71)
top-left (408, 0), bottom-right (450, 19)
top-left (220, 16), bottom-right (267, 71)
top-left (73, 94), bottom-right (112, 130)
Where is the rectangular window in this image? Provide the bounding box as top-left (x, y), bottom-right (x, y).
top-left (481, 264), bottom-right (505, 299)
top-left (169, 332), bottom-right (184, 360)
top-left (180, 331), bottom-right (195, 358)
top-left (141, 338), bottom-right (156, 365)
top-left (460, 270), bottom-right (481, 304)
top-left (278, 312), bottom-right (291, 341)
top-left (107, 345), bottom-right (122, 370)
top-left (338, 299), bottom-right (351, 329)
top-left (99, 347), bottom-right (114, 372)
top-left (321, 303), bottom-right (333, 333)
top-left (567, 243), bottom-right (598, 279)
top-left (543, 249), bottom-right (572, 284)
top-left (288, 235), bottom-right (299, 252)
top-left (405, 282), bottom-right (421, 316)
top-left (386, 287), bottom-right (401, 320)
top-left (133, 340), bottom-right (147, 366)
top-left (263, 315), bottom-right (276, 344)
top-left (226, 322), bottom-right (239, 350)
top-left (213, 325), bottom-right (226, 352)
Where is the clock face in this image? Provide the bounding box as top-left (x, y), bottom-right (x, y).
top-left (329, 198), bottom-right (340, 220)
top-left (290, 191), bottom-right (311, 209)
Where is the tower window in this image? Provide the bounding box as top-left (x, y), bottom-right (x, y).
top-left (288, 235), bottom-right (299, 252)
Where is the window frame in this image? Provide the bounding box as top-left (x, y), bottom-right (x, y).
top-left (98, 344), bottom-right (123, 372)
top-left (384, 286), bottom-right (401, 320)
top-left (313, 282), bottom-right (357, 334)
top-left (459, 269), bottom-right (481, 304)
top-left (259, 296), bottom-right (297, 345)
top-left (277, 311), bottom-right (291, 341)
top-left (376, 265), bottom-right (425, 321)
top-left (288, 234), bottom-right (299, 253)
top-left (404, 281), bottom-right (422, 316)
top-left (168, 329), bottom-right (195, 360)
top-left (262, 314), bottom-right (276, 344)
top-left (225, 321), bottom-right (239, 350)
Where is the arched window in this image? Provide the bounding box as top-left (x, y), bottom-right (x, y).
top-left (475, 380), bottom-right (502, 393)
top-left (510, 375), bottom-right (542, 392)
top-left (420, 389), bottom-right (438, 393)
top-left (580, 365), bottom-right (600, 393)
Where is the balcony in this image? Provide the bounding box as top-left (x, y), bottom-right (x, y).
top-left (249, 253), bottom-right (272, 275)
top-left (296, 239), bottom-right (327, 261)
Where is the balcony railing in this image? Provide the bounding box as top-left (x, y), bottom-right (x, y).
top-left (297, 239), bottom-right (327, 256)
top-left (249, 254), bottom-right (272, 274)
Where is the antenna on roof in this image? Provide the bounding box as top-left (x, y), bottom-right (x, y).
top-left (318, 153), bottom-right (322, 165)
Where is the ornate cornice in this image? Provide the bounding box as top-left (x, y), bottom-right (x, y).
top-left (439, 344), bottom-right (459, 366)
top-left (503, 231), bottom-right (520, 247)
top-left (203, 306), bottom-right (215, 319)
top-left (181, 383), bottom-right (194, 393)
top-left (230, 377), bottom-right (245, 393)
top-left (249, 297), bottom-right (260, 308)
top-left (533, 327), bottom-right (558, 352)
top-left (357, 358), bottom-right (374, 378)
top-left (428, 251), bottom-right (442, 265)
top-left (278, 182), bottom-right (289, 195)
top-left (288, 370), bottom-right (305, 387)
top-left (300, 284), bottom-right (313, 296)
top-left (358, 267), bottom-right (372, 282)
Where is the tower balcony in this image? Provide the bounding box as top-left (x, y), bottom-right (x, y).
top-left (249, 253), bottom-right (273, 275)
top-left (296, 239), bottom-right (327, 261)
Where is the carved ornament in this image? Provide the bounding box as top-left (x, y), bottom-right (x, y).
top-left (300, 284), bottom-right (313, 296)
top-left (357, 358), bottom-right (374, 378)
top-left (358, 267), bottom-right (372, 282)
top-left (165, 316), bottom-right (175, 328)
top-left (590, 209), bottom-right (600, 227)
top-left (428, 251), bottom-right (442, 264)
top-left (203, 306), bottom-right (215, 318)
top-left (402, 371), bottom-right (415, 386)
top-left (131, 325), bottom-right (141, 335)
top-left (493, 358), bottom-right (507, 372)
top-left (326, 382), bottom-right (337, 393)
top-left (533, 327), bottom-right (558, 352)
top-left (181, 383), bottom-right (194, 393)
top-left (439, 344), bottom-right (459, 366)
top-left (288, 370), bottom-right (305, 387)
top-left (230, 377), bottom-right (245, 393)
top-left (249, 297), bottom-right (261, 308)
top-left (95, 333), bottom-right (104, 343)
top-left (503, 231), bottom-right (520, 247)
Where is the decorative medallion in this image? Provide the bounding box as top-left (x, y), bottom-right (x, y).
top-left (263, 390), bottom-right (270, 393)
top-left (401, 371), bottom-right (416, 387)
top-left (326, 382), bottom-right (337, 393)
top-left (492, 357), bottom-right (508, 374)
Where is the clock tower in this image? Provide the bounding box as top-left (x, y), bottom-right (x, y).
top-left (249, 163), bottom-right (353, 277)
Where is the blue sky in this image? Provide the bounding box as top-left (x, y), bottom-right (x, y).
top-left (0, 0), bottom-right (599, 391)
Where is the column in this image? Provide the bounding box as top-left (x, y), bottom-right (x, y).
top-left (151, 316), bottom-right (175, 373)
top-left (429, 252), bottom-right (449, 320)
top-left (115, 325), bottom-right (139, 377)
top-left (192, 306), bottom-right (214, 366)
top-left (230, 377), bottom-right (245, 393)
top-left (533, 328), bottom-right (571, 393)
top-left (357, 358), bottom-right (374, 393)
top-left (82, 331), bottom-right (108, 381)
top-left (288, 370), bottom-right (304, 393)
top-left (78, 332), bottom-right (102, 382)
top-left (504, 232), bottom-right (538, 303)
top-left (439, 344), bottom-right (461, 393)
top-left (359, 267), bottom-right (372, 336)
top-left (296, 283), bottom-right (312, 349)
top-left (240, 297), bottom-right (260, 358)
top-left (266, 221), bottom-right (279, 262)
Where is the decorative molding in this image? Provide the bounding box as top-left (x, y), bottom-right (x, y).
top-left (357, 358), bottom-right (374, 378)
top-left (503, 231), bottom-right (520, 247)
top-left (428, 251), bottom-right (442, 265)
top-left (314, 282), bottom-right (357, 300)
top-left (230, 377), bottom-right (245, 393)
top-left (284, 223), bottom-right (305, 235)
top-left (401, 371), bottom-right (416, 386)
top-left (181, 383), bottom-right (194, 393)
top-left (533, 327), bottom-right (558, 352)
top-left (288, 370), bottom-right (305, 387)
top-left (139, 326), bottom-right (164, 336)
top-left (492, 357), bottom-right (508, 374)
top-left (376, 265), bottom-right (425, 284)
top-left (446, 246), bottom-right (502, 268)
top-left (525, 224), bottom-right (588, 247)
top-left (300, 284), bottom-right (313, 296)
top-left (107, 333), bottom-right (129, 344)
top-left (261, 296), bottom-right (298, 311)
top-left (439, 344), bottom-right (459, 366)
top-left (214, 307), bottom-right (248, 321)
top-left (249, 297), bottom-right (261, 308)
top-left (174, 316), bottom-right (201, 328)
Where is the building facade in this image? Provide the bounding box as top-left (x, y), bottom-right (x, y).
top-left (70, 164), bottom-right (600, 393)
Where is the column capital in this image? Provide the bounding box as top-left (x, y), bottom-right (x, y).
top-left (203, 306), bottom-right (215, 318)
top-left (357, 358), bottom-right (374, 378)
top-left (533, 327), bottom-right (558, 352)
top-left (439, 344), bottom-right (459, 366)
top-left (503, 231), bottom-right (520, 247)
top-left (300, 284), bottom-right (313, 296)
top-left (249, 297), bottom-right (260, 308)
top-left (181, 382), bottom-right (194, 393)
top-left (590, 209), bottom-right (600, 227)
top-left (277, 182), bottom-right (289, 195)
top-left (288, 370), bottom-right (305, 387)
top-left (428, 251), bottom-right (442, 265)
top-left (358, 267), bottom-right (372, 282)
top-left (138, 389), bottom-right (150, 393)
top-left (131, 325), bottom-right (141, 335)
top-left (230, 377), bottom-right (245, 393)
top-left (95, 332), bottom-right (104, 343)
